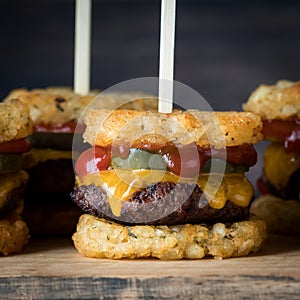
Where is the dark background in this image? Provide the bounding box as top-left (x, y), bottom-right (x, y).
top-left (0, 0), bottom-right (299, 188)
top-left (0, 0), bottom-right (299, 110)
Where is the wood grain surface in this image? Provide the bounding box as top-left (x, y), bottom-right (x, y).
top-left (1, 234), bottom-right (300, 299)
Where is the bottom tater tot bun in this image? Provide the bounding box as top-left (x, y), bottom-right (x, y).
top-left (73, 214), bottom-right (266, 260)
top-left (251, 195), bottom-right (300, 235)
top-left (0, 204), bottom-right (30, 256)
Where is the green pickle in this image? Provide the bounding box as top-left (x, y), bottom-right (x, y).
top-left (201, 158), bottom-right (249, 173)
top-left (0, 153), bottom-right (22, 174)
top-left (112, 149), bottom-right (167, 170)
top-left (28, 132), bottom-right (74, 150)
top-left (112, 149), bottom-right (249, 174)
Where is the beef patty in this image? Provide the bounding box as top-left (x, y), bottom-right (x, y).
top-left (260, 168), bottom-right (300, 200)
top-left (25, 159), bottom-right (74, 203)
top-left (0, 182), bottom-right (26, 217)
top-left (71, 182), bottom-right (250, 226)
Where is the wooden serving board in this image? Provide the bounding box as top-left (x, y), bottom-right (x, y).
top-left (1, 235), bottom-right (300, 299)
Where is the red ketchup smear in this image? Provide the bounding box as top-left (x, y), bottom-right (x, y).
top-left (257, 177), bottom-right (271, 195)
top-left (34, 121), bottom-right (86, 133)
top-left (0, 138), bottom-right (31, 153)
top-left (262, 118), bottom-right (300, 153)
top-left (76, 143), bottom-right (258, 178)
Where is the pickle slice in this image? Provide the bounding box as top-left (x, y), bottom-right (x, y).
top-left (0, 153), bottom-right (22, 174)
top-left (112, 150), bottom-right (249, 174)
top-left (201, 158), bottom-right (249, 173)
top-left (28, 132), bottom-right (74, 150)
top-left (112, 149), bottom-right (167, 170)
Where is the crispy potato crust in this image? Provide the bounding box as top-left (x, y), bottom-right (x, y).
top-left (251, 195), bottom-right (300, 235)
top-left (0, 99), bottom-right (33, 144)
top-left (83, 110), bottom-right (262, 148)
top-left (0, 212), bottom-right (30, 255)
top-left (72, 214), bottom-right (267, 260)
top-left (5, 88), bottom-right (158, 125)
top-left (5, 87), bottom-right (97, 125)
top-left (243, 80), bottom-right (300, 120)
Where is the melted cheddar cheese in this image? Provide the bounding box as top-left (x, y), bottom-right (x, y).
top-left (22, 148), bottom-right (72, 169)
top-left (76, 170), bottom-right (253, 216)
top-left (0, 170), bottom-right (29, 211)
top-left (264, 142), bottom-right (300, 191)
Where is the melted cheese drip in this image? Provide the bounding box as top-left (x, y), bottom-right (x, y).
top-left (264, 142), bottom-right (300, 191)
top-left (0, 170), bottom-right (29, 211)
top-left (23, 148), bottom-right (72, 169)
top-left (77, 170), bottom-right (253, 216)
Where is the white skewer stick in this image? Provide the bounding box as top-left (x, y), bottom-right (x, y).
top-left (74, 0), bottom-right (92, 95)
top-left (158, 0), bottom-right (176, 113)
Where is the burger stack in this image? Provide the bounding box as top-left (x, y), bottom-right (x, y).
top-left (71, 107), bottom-right (267, 259)
top-left (244, 80), bottom-right (300, 234)
top-left (4, 88), bottom-right (158, 236)
top-left (4, 87), bottom-right (97, 235)
top-left (0, 100), bottom-right (32, 255)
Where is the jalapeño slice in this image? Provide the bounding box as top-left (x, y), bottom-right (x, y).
top-left (111, 149), bottom-right (249, 175)
top-left (201, 158), bottom-right (249, 173)
top-left (0, 153), bottom-right (22, 174)
top-left (112, 149), bottom-right (167, 170)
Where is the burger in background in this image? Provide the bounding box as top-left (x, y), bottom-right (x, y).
top-left (4, 88), bottom-right (159, 235)
top-left (0, 99), bottom-right (32, 255)
top-left (243, 80), bottom-right (300, 235)
top-left (4, 87), bottom-right (98, 235)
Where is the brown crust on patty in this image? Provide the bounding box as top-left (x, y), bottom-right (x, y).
top-left (71, 182), bottom-right (250, 226)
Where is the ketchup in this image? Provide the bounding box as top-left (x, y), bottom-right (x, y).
top-left (76, 143), bottom-right (258, 178)
top-left (0, 138), bottom-right (31, 153)
top-left (262, 118), bottom-right (300, 153)
top-left (111, 143), bottom-right (257, 168)
top-left (33, 121), bottom-right (86, 133)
